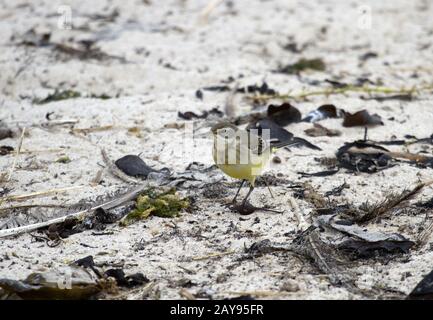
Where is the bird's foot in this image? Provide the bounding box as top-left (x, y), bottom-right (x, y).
top-left (228, 201), bottom-right (284, 215)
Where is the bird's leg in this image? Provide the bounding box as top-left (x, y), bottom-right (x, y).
top-left (241, 184), bottom-right (255, 208)
top-left (232, 179), bottom-right (245, 203)
top-left (262, 176), bottom-right (275, 199)
top-left (363, 127), bottom-right (368, 141)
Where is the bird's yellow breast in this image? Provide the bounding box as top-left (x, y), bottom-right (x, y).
top-left (213, 144), bottom-right (269, 186)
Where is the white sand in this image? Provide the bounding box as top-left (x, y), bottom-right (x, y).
top-left (0, 0), bottom-right (433, 299)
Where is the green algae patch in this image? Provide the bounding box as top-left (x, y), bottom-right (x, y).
top-left (55, 155), bottom-right (71, 163)
top-left (34, 90), bottom-right (82, 104)
top-left (120, 188), bottom-right (189, 226)
top-left (278, 58), bottom-right (326, 74)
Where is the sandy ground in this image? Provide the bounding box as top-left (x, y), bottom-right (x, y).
top-left (0, 0), bottom-right (433, 299)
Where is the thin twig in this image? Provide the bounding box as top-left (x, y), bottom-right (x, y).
top-left (418, 220), bottom-right (433, 248)
top-left (288, 196), bottom-right (309, 231)
top-left (224, 290), bottom-right (289, 298)
top-left (0, 184), bottom-right (148, 238)
top-left (179, 288), bottom-right (196, 300)
top-left (225, 83), bottom-right (238, 117)
top-left (90, 169), bottom-right (104, 187)
top-left (2, 127), bottom-right (26, 182)
top-left (0, 185), bottom-right (83, 203)
top-left (191, 249), bottom-right (236, 261)
top-left (0, 203), bottom-right (66, 212)
top-left (247, 84), bottom-right (433, 103)
top-left (199, 0), bottom-right (224, 22)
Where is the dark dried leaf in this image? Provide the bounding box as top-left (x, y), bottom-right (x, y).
top-left (324, 79), bottom-right (349, 88)
top-left (19, 28), bottom-right (51, 47)
top-left (343, 110), bottom-right (383, 127)
top-left (178, 107), bottom-right (223, 120)
top-left (291, 137), bottom-right (322, 151)
top-left (408, 269), bottom-right (433, 300)
top-left (202, 85), bottom-right (230, 92)
top-left (0, 145), bottom-right (14, 155)
top-left (267, 103), bottom-right (301, 126)
top-left (104, 269), bottom-right (149, 288)
top-left (195, 89), bottom-right (203, 100)
top-left (302, 104), bottom-right (344, 123)
top-left (416, 197), bottom-right (433, 209)
top-left (237, 82), bottom-right (277, 95)
top-left (115, 155), bottom-right (157, 178)
top-left (0, 127), bottom-right (14, 140)
top-left (247, 119), bottom-right (293, 145)
top-left (359, 52), bottom-right (378, 61)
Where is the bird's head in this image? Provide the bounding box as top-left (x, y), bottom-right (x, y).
top-left (211, 122), bottom-right (238, 138)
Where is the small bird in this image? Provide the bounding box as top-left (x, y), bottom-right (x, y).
top-left (211, 121), bottom-right (295, 210)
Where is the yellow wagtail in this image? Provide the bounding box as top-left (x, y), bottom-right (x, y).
top-left (211, 121), bottom-right (296, 209)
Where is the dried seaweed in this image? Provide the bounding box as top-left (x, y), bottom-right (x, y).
top-left (336, 141), bottom-right (393, 173)
top-left (354, 182), bottom-right (428, 223)
top-left (33, 90), bottom-right (81, 104)
top-left (120, 188), bottom-right (189, 226)
top-left (277, 58), bottom-right (326, 74)
top-left (178, 107), bottom-right (223, 120)
top-left (236, 82), bottom-right (277, 95)
top-left (316, 215), bottom-right (415, 259)
top-left (325, 182), bottom-right (349, 197)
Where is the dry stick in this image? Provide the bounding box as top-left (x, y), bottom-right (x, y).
top-left (247, 84), bottom-right (433, 102)
top-left (288, 196), bottom-right (309, 231)
top-left (386, 151), bottom-right (431, 162)
top-left (0, 185), bottom-right (83, 203)
top-left (40, 119), bottom-right (79, 128)
top-left (90, 169), bottom-right (104, 187)
top-left (3, 127), bottom-right (26, 182)
top-left (115, 281), bottom-right (157, 300)
top-left (72, 125), bottom-right (114, 134)
top-left (0, 184), bottom-right (148, 238)
top-left (225, 290), bottom-right (289, 298)
top-left (191, 249), bottom-right (236, 261)
top-left (179, 288), bottom-right (196, 300)
top-left (0, 204), bottom-right (66, 212)
top-left (20, 148), bottom-right (78, 154)
top-left (418, 221), bottom-right (433, 247)
top-left (415, 180), bottom-right (433, 247)
top-left (199, 0), bottom-right (224, 22)
top-left (224, 83), bottom-right (238, 118)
